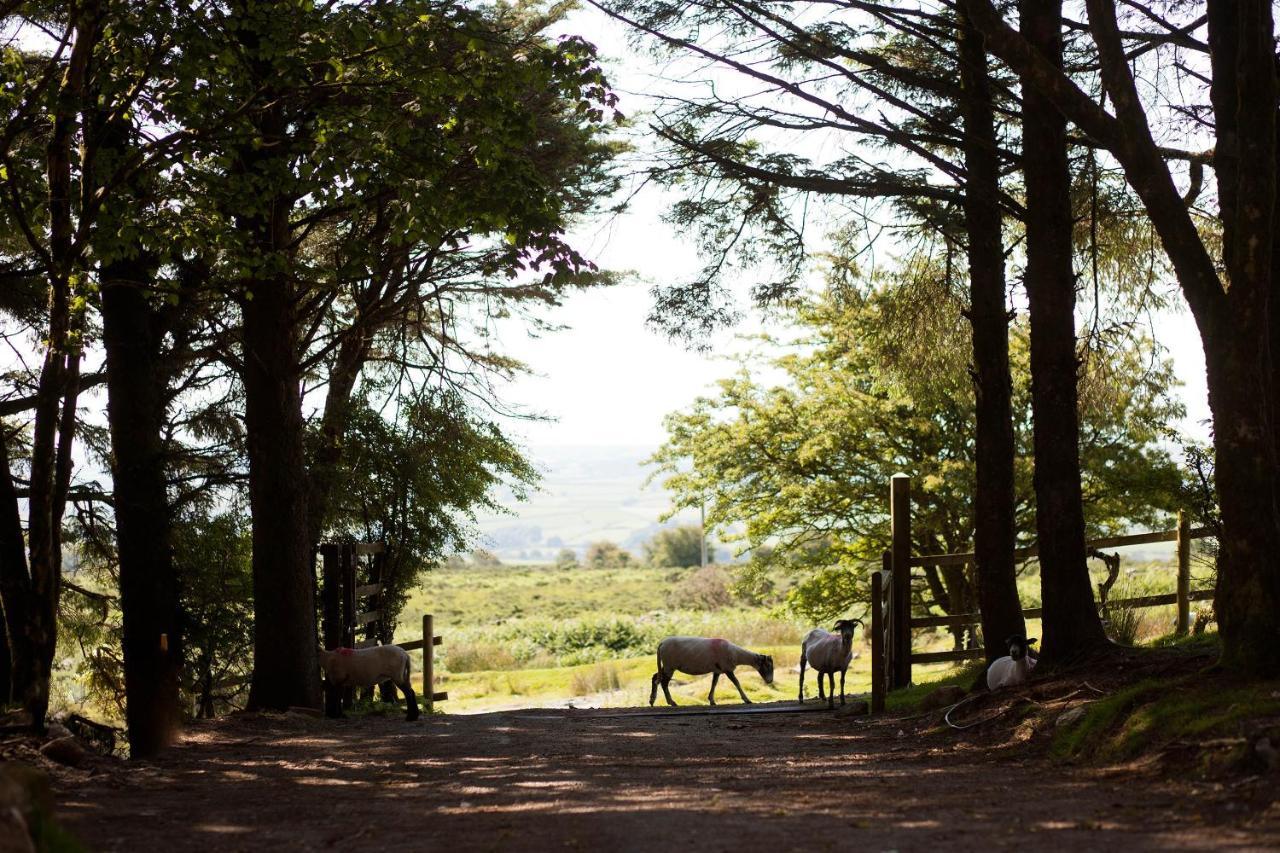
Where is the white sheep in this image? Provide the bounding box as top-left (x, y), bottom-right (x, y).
top-left (799, 618), bottom-right (862, 708)
top-left (649, 637), bottom-right (775, 707)
top-left (317, 645), bottom-right (420, 721)
top-left (986, 634), bottom-right (1037, 691)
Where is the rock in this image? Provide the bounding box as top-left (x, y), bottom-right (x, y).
top-left (1056, 705), bottom-right (1088, 729)
top-left (835, 700), bottom-right (870, 718)
top-left (919, 685), bottom-right (967, 712)
top-left (39, 736), bottom-right (87, 768)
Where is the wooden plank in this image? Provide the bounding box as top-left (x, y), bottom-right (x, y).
top-left (431, 691), bottom-right (448, 702)
top-left (911, 648), bottom-right (985, 665)
top-left (910, 525), bottom-right (1216, 567)
top-left (908, 589), bottom-right (1214, 629)
top-left (352, 542), bottom-right (386, 556)
top-left (355, 609), bottom-right (381, 627)
top-left (397, 636), bottom-right (442, 652)
top-left (1176, 510), bottom-right (1191, 636)
top-left (354, 583), bottom-right (382, 598)
top-left (424, 614), bottom-right (435, 714)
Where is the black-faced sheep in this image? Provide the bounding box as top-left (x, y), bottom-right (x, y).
top-left (799, 618), bottom-right (861, 708)
top-left (649, 637), bottom-right (775, 707)
top-left (986, 634), bottom-right (1037, 691)
top-left (317, 645), bottom-right (420, 721)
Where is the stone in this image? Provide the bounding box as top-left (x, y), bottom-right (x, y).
top-left (0, 762), bottom-right (51, 853)
top-left (919, 685), bottom-right (967, 712)
top-left (39, 736), bottom-right (87, 768)
top-left (835, 700), bottom-right (870, 718)
top-left (1056, 705), bottom-right (1088, 729)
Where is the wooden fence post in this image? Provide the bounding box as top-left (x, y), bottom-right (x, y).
top-left (1176, 509), bottom-right (1191, 636)
top-left (890, 474), bottom-right (912, 688)
top-left (321, 544), bottom-right (342, 718)
top-left (870, 565), bottom-right (885, 713)
top-left (423, 613), bottom-right (434, 715)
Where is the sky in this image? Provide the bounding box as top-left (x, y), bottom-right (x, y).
top-left (486, 9), bottom-right (1215, 454)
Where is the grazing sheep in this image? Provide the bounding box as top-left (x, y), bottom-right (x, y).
top-left (799, 618), bottom-right (862, 708)
top-left (986, 634), bottom-right (1037, 691)
top-left (649, 637), bottom-right (775, 707)
top-left (317, 645), bottom-right (420, 721)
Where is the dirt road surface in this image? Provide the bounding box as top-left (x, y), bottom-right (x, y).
top-left (55, 704), bottom-right (1280, 852)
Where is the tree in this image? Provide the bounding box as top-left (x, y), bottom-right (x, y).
top-left (555, 548), bottom-right (579, 569)
top-left (643, 526), bottom-right (705, 568)
top-left (966, 0), bottom-right (1280, 676)
top-left (1018, 0), bottom-right (1108, 659)
top-left (652, 284), bottom-right (1186, 630)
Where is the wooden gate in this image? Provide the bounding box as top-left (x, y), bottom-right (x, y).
top-left (318, 542), bottom-right (447, 717)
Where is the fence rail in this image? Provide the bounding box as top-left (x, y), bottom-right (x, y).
top-left (870, 474), bottom-right (1217, 712)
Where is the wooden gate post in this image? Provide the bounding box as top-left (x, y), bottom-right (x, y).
top-left (321, 544), bottom-right (342, 718)
top-left (423, 614), bottom-right (434, 714)
top-left (870, 563), bottom-right (886, 713)
top-left (341, 543), bottom-right (356, 709)
top-left (890, 474), bottom-right (912, 688)
top-left (1176, 509), bottom-right (1191, 636)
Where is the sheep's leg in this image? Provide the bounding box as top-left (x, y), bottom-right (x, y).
top-left (726, 670), bottom-right (751, 704)
top-left (798, 651), bottom-right (807, 703)
top-left (649, 672), bottom-right (660, 707)
top-left (817, 671), bottom-right (825, 702)
top-left (660, 672), bottom-right (677, 706)
top-left (399, 679), bottom-right (420, 722)
top-left (708, 671), bottom-right (720, 706)
top-left (826, 672), bottom-right (835, 709)
top-left (839, 668), bottom-right (847, 706)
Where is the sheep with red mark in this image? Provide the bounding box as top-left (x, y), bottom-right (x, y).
top-left (649, 637), bottom-right (775, 706)
top-left (799, 618), bottom-right (862, 708)
top-left (317, 645), bottom-right (420, 721)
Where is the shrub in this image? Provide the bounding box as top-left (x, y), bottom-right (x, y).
top-left (666, 565), bottom-right (734, 610)
top-left (570, 662), bottom-right (622, 695)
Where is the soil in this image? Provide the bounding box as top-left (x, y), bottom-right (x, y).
top-left (46, 696), bottom-right (1280, 852)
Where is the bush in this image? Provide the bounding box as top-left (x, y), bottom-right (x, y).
top-left (666, 565), bottom-right (734, 610)
top-left (584, 541), bottom-right (633, 568)
top-left (570, 662), bottom-right (622, 695)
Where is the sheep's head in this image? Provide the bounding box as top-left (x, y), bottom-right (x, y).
top-left (757, 654), bottom-right (775, 684)
top-left (833, 618), bottom-right (863, 641)
top-left (1003, 634), bottom-right (1037, 661)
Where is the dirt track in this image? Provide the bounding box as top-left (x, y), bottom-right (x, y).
top-left (55, 703), bottom-right (1280, 852)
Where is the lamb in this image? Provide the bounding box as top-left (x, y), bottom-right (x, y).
top-left (799, 618), bottom-right (862, 708)
top-left (985, 634), bottom-right (1037, 691)
top-left (317, 645), bottom-right (420, 721)
top-left (649, 637), bottom-right (775, 707)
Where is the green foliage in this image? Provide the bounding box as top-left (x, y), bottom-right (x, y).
top-left (643, 525), bottom-right (705, 568)
top-left (324, 388), bottom-right (535, 636)
top-left (584, 540), bottom-right (634, 569)
top-left (554, 547), bottom-right (579, 569)
top-left (652, 283), bottom-right (1186, 624)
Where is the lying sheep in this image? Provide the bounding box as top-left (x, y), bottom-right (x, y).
top-left (649, 637), bottom-right (775, 707)
top-left (317, 645), bottom-right (420, 721)
top-left (799, 618), bottom-right (862, 708)
top-left (986, 634), bottom-right (1037, 691)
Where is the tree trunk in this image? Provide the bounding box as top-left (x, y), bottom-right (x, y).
top-left (101, 257), bottom-right (183, 757)
top-left (229, 1), bottom-right (322, 711)
top-left (0, 438), bottom-right (35, 710)
top-left (1204, 0), bottom-right (1280, 676)
top-left (307, 331), bottom-right (371, 546)
top-left (957, 1), bottom-right (1025, 664)
top-left (1018, 0), bottom-right (1107, 661)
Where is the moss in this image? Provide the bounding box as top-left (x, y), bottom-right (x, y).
top-left (883, 663), bottom-right (985, 714)
top-left (1051, 674), bottom-right (1280, 762)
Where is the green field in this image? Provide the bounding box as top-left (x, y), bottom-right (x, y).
top-left (394, 556), bottom-right (1202, 713)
